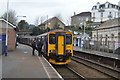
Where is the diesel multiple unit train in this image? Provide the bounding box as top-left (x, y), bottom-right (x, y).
top-left (18, 30), bottom-right (73, 65)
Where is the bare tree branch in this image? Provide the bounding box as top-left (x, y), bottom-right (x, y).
top-left (2, 9), bottom-right (17, 25)
top-left (34, 16), bottom-right (39, 26)
top-left (55, 14), bottom-right (62, 21)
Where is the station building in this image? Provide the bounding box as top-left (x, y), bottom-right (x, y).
top-left (92, 18), bottom-right (120, 51)
top-left (0, 18), bottom-right (17, 54)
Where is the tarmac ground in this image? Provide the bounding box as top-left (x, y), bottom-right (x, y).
top-left (1, 44), bottom-right (62, 79)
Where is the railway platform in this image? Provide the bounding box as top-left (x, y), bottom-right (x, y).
top-left (1, 44), bottom-right (62, 79)
top-left (74, 46), bottom-right (120, 60)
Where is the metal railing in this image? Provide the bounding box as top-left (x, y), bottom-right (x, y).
top-left (82, 40), bottom-right (119, 54)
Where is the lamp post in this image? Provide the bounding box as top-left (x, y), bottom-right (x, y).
top-left (5, 0), bottom-right (9, 56)
top-left (47, 15), bottom-right (48, 27)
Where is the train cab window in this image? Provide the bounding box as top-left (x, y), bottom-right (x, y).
top-left (49, 34), bottom-right (56, 44)
top-left (66, 34), bottom-right (72, 44)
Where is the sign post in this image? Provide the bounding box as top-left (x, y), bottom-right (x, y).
top-left (5, 0), bottom-right (9, 56)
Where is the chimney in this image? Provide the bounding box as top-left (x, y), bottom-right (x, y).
top-left (97, 2), bottom-right (100, 4)
top-left (97, 2), bottom-right (100, 9)
top-left (74, 12), bottom-right (76, 16)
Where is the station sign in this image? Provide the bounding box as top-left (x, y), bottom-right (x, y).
top-left (0, 34), bottom-right (6, 42)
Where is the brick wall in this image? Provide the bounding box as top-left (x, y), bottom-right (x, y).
top-left (0, 28), bottom-right (16, 51)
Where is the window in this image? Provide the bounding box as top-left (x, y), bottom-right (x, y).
top-left (109, 12), bottom-right (111, 15)
top-left (93, 6), bottom-right (97, 10)
top-left (109, 4), bottom-right (112, 8)
top-left (95, 6), bottom-right (97, 9)
top-left (93, 13), bottom-right (95, 17)
top-left (111, 34), bottom-right (114, 41)
top-left (49, 34), bottom-right (56, 44)
top-left (94, 35), bottom-right (96, 40)
top-left (66, 34), bottom-right (72, 44)
top-left (113, 5), bottom-right (115, 8)
top-left (118, 32), bottom-right (120, 42)
top-left (118, 12), bottom-right (120, 17)
top-left (111, 34), bottom-right (114, 38)
top-left (99, 4), bottom-right (105, 9)
top-left (115, 12), bottom-right (116, 18)
top-left (86, 17), bottom-right (89, 21)
top-left (101, 12), bottom-right (103, 17)
top-left (108, 4), bottom-right (110, 8)
top-left (105, 35), bottom-right (108, 46)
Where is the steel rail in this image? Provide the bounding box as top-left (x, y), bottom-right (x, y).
top-left (65, 65), bottom-right (87, 80)
top-left (72, 56), bottom-right (120, 80)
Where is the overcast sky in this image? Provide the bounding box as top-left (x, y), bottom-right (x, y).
top-left (0, 0), bottom-right (120, 25)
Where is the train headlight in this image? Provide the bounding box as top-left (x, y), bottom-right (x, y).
top-left (66, 50), bottom-right (71, 52)
top-left (50, 50), bottom-right (56, 53)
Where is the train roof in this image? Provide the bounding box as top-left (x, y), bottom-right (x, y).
top-left (20, 36), bottom-right (36, 38)
top-left (48, 29), bottom-right (73, 33)
top-left (37, 32), bottom-right (48, 37)
top-left (37, 29), bottom-right (73, 37)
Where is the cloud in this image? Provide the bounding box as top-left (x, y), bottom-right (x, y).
top-left (1, 0), bottom-right (119, 24)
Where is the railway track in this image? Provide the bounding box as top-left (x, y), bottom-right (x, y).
top-left (72, 55), bottom-right (120, 80)
top-left (74, 51), bottom-right (120, 68)
top-left (53, 65), bottom-right (87, 80)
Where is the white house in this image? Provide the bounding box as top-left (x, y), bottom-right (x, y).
top-left (118, 1), bottom-right (120, 6)
top-left (92, 1), bottom-right (120, 22)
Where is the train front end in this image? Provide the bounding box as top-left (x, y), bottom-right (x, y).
top-left (47, 31), bottom-right (73, 65)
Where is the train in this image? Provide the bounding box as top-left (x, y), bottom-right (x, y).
top-left (18, 30), bottom-right (74, 65)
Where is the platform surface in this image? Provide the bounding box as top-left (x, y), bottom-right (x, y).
top-left (2, 44), bottom-right (62, 79)
top-left (74, 46), bottom-right (120, 60)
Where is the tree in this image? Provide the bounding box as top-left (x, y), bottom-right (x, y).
top-left (55, 14), bottom-right (62, 21)
top-left (34, 16), bottom-right (39, 26)
top-left (85, 21), bottom-right (93, 36)
top-left (86, 21), bottom-right (93, 24)
top-left (31, 27), bottom-right (42, 36)
top-left (66, 16), bottom-right (71, 26)
top-left (1, 10), bottom-right (17, 25)
top-left (46, 27), bottom-right (50, 32)
top-left (40, 16), bottom-right (46, 24)
top-left (18, 20), bottom-right (29, 31)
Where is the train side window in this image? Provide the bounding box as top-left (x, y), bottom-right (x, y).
top-left (66, 34), bottom-right (72, 44)
top-left (49, 34), bottom-right (56, 44)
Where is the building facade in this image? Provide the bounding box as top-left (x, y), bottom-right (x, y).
top-left (118, 1), bottom-right (120, 6)
top-left (71, 12), bottom-right (91, 27)
top-left (0, 18), bottom-right (17, 54)
top-left (38, 17), bottom-right (65, 30)
top-left (92, 2), bottom-right (120, 22)
top-left (92, 18), bottom-right (120, 51)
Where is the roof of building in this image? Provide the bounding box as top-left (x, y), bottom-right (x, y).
top-left (0, 18), bottom-right (16, 28)
top-left (91, 22), bottom-right (102, 26)
top-left (71, 12), bottom-right (91, 18)
top-left (39, 17), bottom-right (65, 26)
top-left (92, 1), bottom-right (120, 10)
top-left (95, 18), bottom-right (120, 30)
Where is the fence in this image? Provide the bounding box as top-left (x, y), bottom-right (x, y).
top-left (83, 40), bottom-right (119, 54)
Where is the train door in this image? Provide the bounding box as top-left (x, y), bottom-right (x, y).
top-left (56, 32), bottom-right (66, 55)
top-left (58, 36), bottom-right (64, 55)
